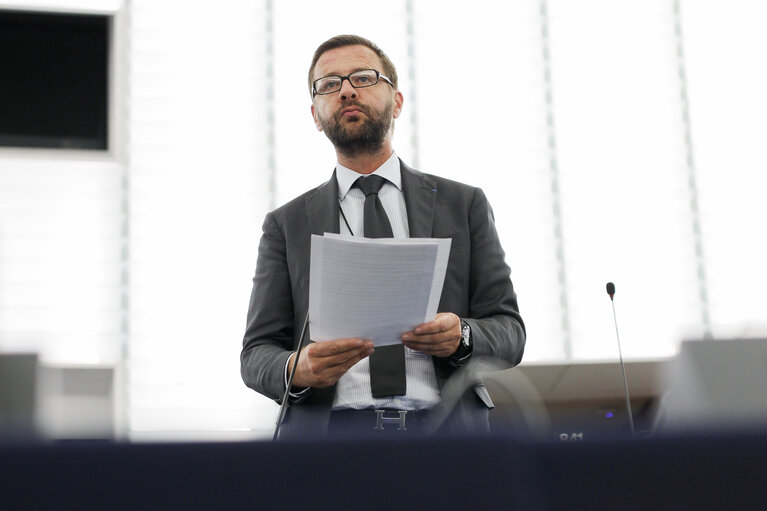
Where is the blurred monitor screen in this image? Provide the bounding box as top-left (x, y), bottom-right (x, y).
top-left (0, 10), bottom-right (109, 150)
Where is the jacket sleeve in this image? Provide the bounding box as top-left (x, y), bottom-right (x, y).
top-left (463, 187), bottom-right (526, 366)
top-left (240, 212), bottom-right (296, 403)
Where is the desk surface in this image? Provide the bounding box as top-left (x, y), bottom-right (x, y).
top-left (2, 430), bottom-right (766, 510)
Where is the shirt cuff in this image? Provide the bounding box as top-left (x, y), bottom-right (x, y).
top-left (284, 353), bottom-right (311, 399)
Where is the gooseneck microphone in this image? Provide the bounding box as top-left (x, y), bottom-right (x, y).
top-left (606, 282), bottom-right (635, 437)
top-left (273, 310), bottom-right (311, 441)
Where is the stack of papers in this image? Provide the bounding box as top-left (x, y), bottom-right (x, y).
top-left (309, 233), bottom-right (451, 346)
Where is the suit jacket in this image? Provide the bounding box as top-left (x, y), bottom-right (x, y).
top-left (241, 160), bottom-right (525, 434)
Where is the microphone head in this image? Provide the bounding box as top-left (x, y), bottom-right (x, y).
top-left (606, 282), bottom-right (615, 299)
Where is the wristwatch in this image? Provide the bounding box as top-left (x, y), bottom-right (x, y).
top-left (451, 319), bottom-right (473, 361)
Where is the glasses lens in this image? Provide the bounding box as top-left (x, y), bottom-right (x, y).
top-left (313, 70), bottom-right (380, 95)
top-left (315, 77), bottom-right (342, 95)
top-left (349, 70), bottom-right (378, 88)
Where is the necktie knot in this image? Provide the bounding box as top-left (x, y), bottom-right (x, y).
top-left (354, 175), bottom-right (388, 197)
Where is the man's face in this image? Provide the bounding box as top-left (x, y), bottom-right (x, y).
top-left (310, 45), bottom-right (403, 157)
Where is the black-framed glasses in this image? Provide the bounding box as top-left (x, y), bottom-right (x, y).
top-left (312, 69), bottom-right (393, 97)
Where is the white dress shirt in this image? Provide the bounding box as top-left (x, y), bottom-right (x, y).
top-left (331, 152), bottom-right (441, 411)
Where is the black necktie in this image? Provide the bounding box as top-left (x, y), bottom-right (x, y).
top-left (353, 175), bottom-right (406, 397)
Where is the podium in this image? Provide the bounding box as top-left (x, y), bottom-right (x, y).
top-left (2, 431), bottom-right (767, 510)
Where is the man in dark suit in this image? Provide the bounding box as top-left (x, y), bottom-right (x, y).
top-left (241, 35), bottom-right (525, 438)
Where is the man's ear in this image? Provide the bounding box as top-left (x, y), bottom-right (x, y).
top-left (393, 91), bottom-right (404, 119)
top-left (311, 104), bottom-right (323, 131)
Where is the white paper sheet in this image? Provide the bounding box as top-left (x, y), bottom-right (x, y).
top-left (309, 234), bottom-right (452, 346)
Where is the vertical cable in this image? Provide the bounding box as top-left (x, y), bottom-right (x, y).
top-left (673, 0), bottom-right (712, 339)
top-left (265, 0), bottom-right (277, 209)
top-left (405, 0), bottom-right (420, 168)
top-left (540, 0), bottom-right (572, 359)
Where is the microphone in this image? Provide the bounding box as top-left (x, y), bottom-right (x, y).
top-left (273, 310), bottom-right (311, 441)
top-left (606, 282), bottom-right (635, 437)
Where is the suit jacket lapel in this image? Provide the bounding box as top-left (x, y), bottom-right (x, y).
top-left (299, 171), bottom-right (339, 322)
top-left (302, 172), bottom-right (342, 416)
top-left (401, 160), bottom-right (437, 238)
top-left (401, 161), bottom-right (453, 386)
top-left (306, 170), bottom-right (341, 236)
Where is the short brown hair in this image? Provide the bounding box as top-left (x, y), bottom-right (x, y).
top-left (308, 35), bottom-right (399, 96)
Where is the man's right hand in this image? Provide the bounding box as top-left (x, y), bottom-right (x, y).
top-left (288, 338), bottom-right (375, 389)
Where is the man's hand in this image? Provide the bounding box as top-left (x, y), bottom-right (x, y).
top-left (288, 338), bottom-right (375, 389)
top-left (401, 312), bottom-right (461, 358)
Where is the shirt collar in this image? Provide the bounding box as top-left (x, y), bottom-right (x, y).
top-left (336, 152), bottom-right (401, 200)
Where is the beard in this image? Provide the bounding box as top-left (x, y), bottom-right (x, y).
top-left (318, 99), bottom-right (394, 158)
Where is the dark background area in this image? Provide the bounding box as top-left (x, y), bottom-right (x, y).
top-left (0, 10), bottom-right (109, 150)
